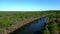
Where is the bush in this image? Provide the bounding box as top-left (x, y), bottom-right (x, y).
top-left (43, 28), bottom-right (50, 34)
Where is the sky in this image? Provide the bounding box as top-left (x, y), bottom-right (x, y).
top-left (0, 0), bottom-right (60, 11)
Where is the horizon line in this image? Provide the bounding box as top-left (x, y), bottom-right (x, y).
top-left (0, 10), bottom-right (60, 11)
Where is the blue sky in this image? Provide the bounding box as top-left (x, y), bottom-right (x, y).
top-left (0, 0), bottom-right (60, 11)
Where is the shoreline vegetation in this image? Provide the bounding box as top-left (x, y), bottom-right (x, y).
top-left (0, 10), bottom-right (60, 34)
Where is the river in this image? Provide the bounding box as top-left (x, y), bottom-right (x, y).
top-left (10, 17), bottom-right (48, 34)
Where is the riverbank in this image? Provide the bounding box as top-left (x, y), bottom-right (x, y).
top-left (0, 11), bottom-right (56, 34)
top-left (9, 14), bottom-right (53, 34)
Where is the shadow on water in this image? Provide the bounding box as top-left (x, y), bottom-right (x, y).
top-left (9, 17), bottom-right (48, 34)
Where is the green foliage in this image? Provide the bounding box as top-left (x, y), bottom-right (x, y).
top-left (44, 28), bottom-right (50, 34)
top-left (0, 12), bottom-right (51, 29)
top-left (49, 13), bottom-right (59, 34)
top-left (44, 11), bottom-right (59, 34)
